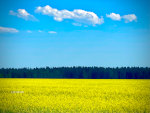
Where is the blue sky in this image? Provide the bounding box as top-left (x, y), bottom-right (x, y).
top-left (0, 0), bottom-right (150, 68)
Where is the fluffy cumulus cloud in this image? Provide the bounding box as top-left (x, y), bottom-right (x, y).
top-left (35, 5), bottom-right (104, 26)
top-left (106, 13), bottom-right (137, 23)
top-left (122, 14), bottom-right (137, 23)
top-left (0, 26), bottom-right (19, 33)
top-left (10, 9), bottom-right (38, 21)
top-left (48, 31), bottom-right (57, 34)
top-left (106, 13), bottom-right (121, 21)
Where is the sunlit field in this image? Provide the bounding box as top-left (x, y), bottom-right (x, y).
top-left (0, 79), bottom-right (150, 113)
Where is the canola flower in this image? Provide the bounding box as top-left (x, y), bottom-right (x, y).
top-left (0, 79), bottom-right (150, 113)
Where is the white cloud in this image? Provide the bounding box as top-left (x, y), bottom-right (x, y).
top-left (0, 26), bottom-right (19, 33)
top-left (72, 23), bottom-right (82, 26)
top-left (48, 31), bottom-right (57, 34)
top-left (122, 14), bottom-right (137, 23)
top-left (106, 13), bottom-right (137, 23)
top-left (106, 13), bottom-right (121, 21)
top-left (38, 30), bottom-right (42, 32)
top-left (27, 30), bottom-right (32, 33)
top-left (35, 5), bottom-right (104, 26)
top-left (10, 9), bottom-right (38, 21)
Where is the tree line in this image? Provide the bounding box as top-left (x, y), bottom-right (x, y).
top-left (0, 67), bottom-right (150, 79)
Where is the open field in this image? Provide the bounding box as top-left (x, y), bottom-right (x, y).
top-left (0, 79), bottom-right (150, 113)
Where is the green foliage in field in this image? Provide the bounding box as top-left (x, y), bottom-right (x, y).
top-left (0, 79), bottom-right (150, 113)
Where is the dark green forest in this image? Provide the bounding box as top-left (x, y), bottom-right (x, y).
top-left (0, 67), bottom-right (150, 79)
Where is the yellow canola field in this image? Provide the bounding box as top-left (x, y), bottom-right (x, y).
top-left (0, 79), bottom-right (150, 113)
